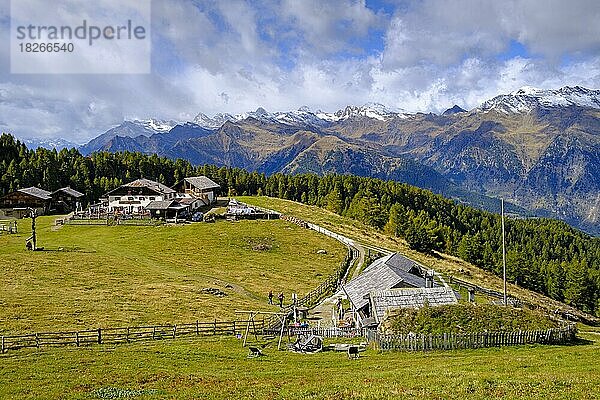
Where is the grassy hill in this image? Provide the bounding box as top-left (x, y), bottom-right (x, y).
top-left (0, 216), bottom-right (346, 334)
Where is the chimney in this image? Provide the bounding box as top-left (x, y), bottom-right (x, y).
top-left (425, 270), bottom-right (434, 288)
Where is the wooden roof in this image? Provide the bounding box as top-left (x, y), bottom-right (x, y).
top-left (370, 287), bottom-right (458, 322)
top-left (343, 253), bottom-right (430, 311)
top-left (18, 187), bottom-right (52, 200)
top-left (105, 178), bottom-right (176, 197)
top-left (182, 176), bottom-right (220, 190)
top-left (52, 187), bottom-right (84, 198)
top-left (145, 200), bottom-right (174, 210)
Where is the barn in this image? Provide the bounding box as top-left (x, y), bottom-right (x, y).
top-left (0, 187), bottom-right (52, 217)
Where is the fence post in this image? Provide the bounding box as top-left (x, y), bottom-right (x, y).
top-left (98, 328), bottom-right (102, 344)
top-left (152, 326), bottom-right (156, 340)
top-left (196, 320), bottom-right (199, 335)
top-left (213, 319), bottom-right (217, 335)
top-left (126, 327), bottom-right (130, 343)
top-left (173, 325), bottom-right (177, 339)
top-left (76, 332), bottom-right (80, 347)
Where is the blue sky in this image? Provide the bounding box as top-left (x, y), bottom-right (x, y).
top-left (1, 0), bottom-right (600, 143)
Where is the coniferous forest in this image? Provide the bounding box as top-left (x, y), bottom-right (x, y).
top-left (1, 133), bottom-right (599, 315)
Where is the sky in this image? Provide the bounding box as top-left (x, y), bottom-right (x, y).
top-left (1, 0), bottom-right (600, 143)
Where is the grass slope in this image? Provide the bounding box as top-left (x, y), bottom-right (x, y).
top-left (238, 196), bottom-right (592, 319)
top-left (0, 216), bottom-right (345, 334)
top-left (1, 334), bottom-right (600, 399)
top-left (384, 304), bottom-right (559, 334)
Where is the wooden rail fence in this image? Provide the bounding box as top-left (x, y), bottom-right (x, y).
top-left (1, 320), bottom-right (265, 354)
top-left (448, 275), bottom-right (521, 305)
top-left (366, 324), bottom-right (577, 352)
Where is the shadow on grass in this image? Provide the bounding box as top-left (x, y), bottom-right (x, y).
top-left (37, 246), bottom-right (96, 253)
top-left (564, 336), bottom-right (595, 346)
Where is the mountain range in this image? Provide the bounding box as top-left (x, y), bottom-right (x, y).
top-left (56, 86), bottom-right (600, 234)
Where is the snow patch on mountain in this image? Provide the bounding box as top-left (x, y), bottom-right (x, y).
top-left (23, 138), bottom-right (80, 150)
top-left (131, 119), bottom-right (178, 133)
top-left (479, 86), bottom-right (600, 114)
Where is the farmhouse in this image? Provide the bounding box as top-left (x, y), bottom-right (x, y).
top-left (172, 176), bottom-right (220, 205)
top-left (0, 187), bottom-right (52, 217)
top-left (105, 178), bottom-right (176, 214)
top-left (342, 253), bottom-right (440, 320)
top-left (51, 187), bottom-right (84, 213)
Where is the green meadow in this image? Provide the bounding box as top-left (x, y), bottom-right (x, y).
top-left (1, 333), bottom-right (599, 399)
top-left (0, 216), bottom-right (345, 334)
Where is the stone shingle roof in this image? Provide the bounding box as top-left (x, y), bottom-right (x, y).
top-left (126, 178), bottom-right (175, 194)
top-left (53, 187), bottom-right (84, 198)
top-left (183, 176), bottom-right (220, 190)
top-left (343, 253), bottom-right (431, 311)
top-left (145, 200), bottom-right (174, 210)
top-left (370, 287), bottom-right (458, 322)
top-left (18, 187), bottom-right (52, 200)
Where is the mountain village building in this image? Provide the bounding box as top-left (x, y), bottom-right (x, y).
top-left (105, 178), bottom-right (176, 214)
top-left (0, 187), bottom-right (52, 218)
top-left (342, 252), bottom-right (457, 327)
top-left (51, 187), bottom-right (85, 213)
top-left (172, 176), bottom-right (220, 205)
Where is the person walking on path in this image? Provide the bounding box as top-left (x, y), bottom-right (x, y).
top-left (268, 290), bottom-right (274, 305)
top-left (278, 292), bottom-right (284, 308)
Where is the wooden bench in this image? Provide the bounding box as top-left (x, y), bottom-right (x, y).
top-left (247, 346), bottom-right (263, 358)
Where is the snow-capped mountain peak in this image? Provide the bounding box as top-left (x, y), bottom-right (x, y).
top-left (192, 103), bottom-right (404, 129)
top-left (479, 86), bottom-right (600, 114)
top-left (131, 118), bottom-right (178, 133)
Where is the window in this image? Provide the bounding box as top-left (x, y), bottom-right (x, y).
top-left (139, 197), bottom-right (145, 201)
top-left (149, 197), bottom-right (155, 201)
top-left (128, 197), bottom-right (134, 200)
top-left (113, 196), bottom-right (121, 201)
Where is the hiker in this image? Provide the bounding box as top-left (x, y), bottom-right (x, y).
top-left (278, 292), bottom-right (284, 307)
top-left (268, 290), bottom-right (274, 305)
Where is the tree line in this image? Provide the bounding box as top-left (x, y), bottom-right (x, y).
top-left (1, 133), bottom-right (599, 315)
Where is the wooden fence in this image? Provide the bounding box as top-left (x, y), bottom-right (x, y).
top-left (0, 320), bottom-right (265, 354)
top-left (288, 326), bottom-right (363, 338)
top-left (447, 275), bottom-right (599, 325)
top-left (64, 217), bottom-right (162, 226)
top-left (366, 324), bottom-right (577, 352)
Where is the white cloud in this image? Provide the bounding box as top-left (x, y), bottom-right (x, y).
top-left (0, 0), bottom-right (599, 143)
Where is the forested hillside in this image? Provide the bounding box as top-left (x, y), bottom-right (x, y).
top-left (1, 133), bottom-right (599, 315)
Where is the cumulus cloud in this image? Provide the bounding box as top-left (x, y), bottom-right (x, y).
top-left (0, 0), bottom-right (599, 143)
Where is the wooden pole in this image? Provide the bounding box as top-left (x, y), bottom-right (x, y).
top-left (277, 315), bottom-right (286, 350)
top-left (243, 313), bottom-right (252, 347)
top-left (502, 199), bottom-right (507, 306)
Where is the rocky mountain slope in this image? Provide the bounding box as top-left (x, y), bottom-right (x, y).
top-left (80, 86), bottom-right (600, 234)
